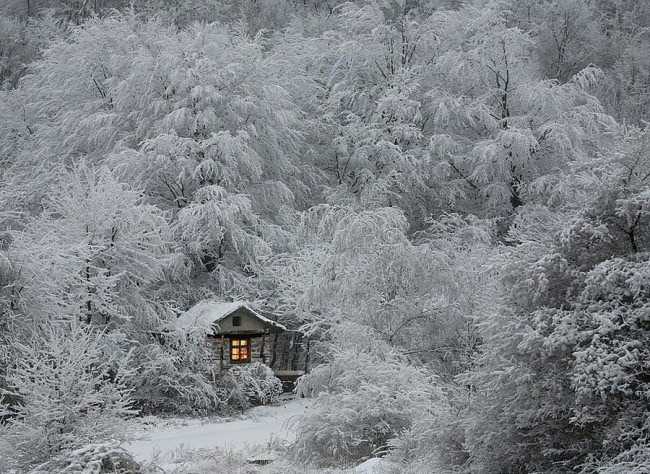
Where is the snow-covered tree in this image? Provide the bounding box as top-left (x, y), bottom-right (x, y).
top-left (5, 163), bottom-right (171, 327)
top-left (1, 13), bottom-right (312, 296)
top-left (462, 127), bottom-right (650, 472)
top-left (293, 0), bottom-right (436, 220)
top-left (400, 2), bottom-right (615, 223)
top-left (259, 204), bottom-right (492, 378)
top-left (0, 323), bottom-right (136, 469)
top-left (1, 162), bottom-right (234, 414)
top-left (0, 1), bottom-right (646, 470)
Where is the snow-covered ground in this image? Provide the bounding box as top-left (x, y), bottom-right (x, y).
top-left (125, 398), bottom-right (309, 467)
top-left (123, 397), bottom-right (385, 473)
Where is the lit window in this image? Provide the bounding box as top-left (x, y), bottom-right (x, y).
top-left (230, 338), bottom-right (250, 363)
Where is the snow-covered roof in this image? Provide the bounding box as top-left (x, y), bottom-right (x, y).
top-left (172, 300), bottom-right (286, 332)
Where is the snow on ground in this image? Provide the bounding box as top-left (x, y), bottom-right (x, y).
top-left (125, 397), bottom-right (311, 465)
top-left (352, 458), bottom-right (385, 473)
top-left (123, 397), bottom-right (386, 473)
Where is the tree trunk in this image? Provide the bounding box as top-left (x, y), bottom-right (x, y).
top-left (220, 335), bottom-right (224, 370)
top-left (270, 333), bottom-right (279, 368)
top-left (290, 332), bottom-right (300, 371)
top-left (304, 337), bottom-right (310, 373)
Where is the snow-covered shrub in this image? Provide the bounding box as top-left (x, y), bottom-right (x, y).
top-left (583, 444), bottom-right (650, 474)
top-left (383, 384), bottom-right (469, 473)
top-left (216, 362), bottom-right (282, 412)
top-left (288, 344), bottom-right (449, 467)
top-left (30, 443), bottom-right (140, 474)
top-left (129, 329), bottom-right (223, 415)
top-left (0, 323), bottom-right (136, 469)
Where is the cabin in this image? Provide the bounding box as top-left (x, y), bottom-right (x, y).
top-left (173, 301), bottom-right (286, 369)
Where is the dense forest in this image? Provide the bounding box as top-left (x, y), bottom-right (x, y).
top-left (0, 0), bottom-right (648, 472)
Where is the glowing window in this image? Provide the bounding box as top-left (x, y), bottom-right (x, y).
top-left (230, 338), bottom-right (250, 363)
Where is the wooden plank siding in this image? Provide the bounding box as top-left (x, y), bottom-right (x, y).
top-left (206, 333), bottom-right (272, 370)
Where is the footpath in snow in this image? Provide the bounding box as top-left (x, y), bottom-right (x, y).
top-left (125, 397), bottom-right (310, 465)
top-left (124, 397), bottom-right (385, 473)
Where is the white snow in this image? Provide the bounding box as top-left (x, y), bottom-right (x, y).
top-left (170, 300), bottom-right (287, 331)
top-left (124, 398), bottom-right (310, 464)
top-left (353, 457), bottom-right (385, 473)
top-left (123, 398), bottom-right (387, 473)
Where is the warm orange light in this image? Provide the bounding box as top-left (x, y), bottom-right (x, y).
top-left (230, 338), bottom-right (250, 362)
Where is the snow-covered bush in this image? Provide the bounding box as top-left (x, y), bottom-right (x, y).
top-left (216, 362), bottom-right (282, 412)
top-left (584, 444), bottom-right (650, 474)
top-left (30, 443), bottom-right (140, 474)
top-left (129, 329), bottom-right (223, 415)
top-left (288, 342), bottom-right (449, 467)
top-left (383, 383), bottom-right (469, 473)
top-left (0, 323), bottom-right (136, 469)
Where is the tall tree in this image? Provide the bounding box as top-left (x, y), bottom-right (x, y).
top-left (462, 127), bottom-right (650, 473)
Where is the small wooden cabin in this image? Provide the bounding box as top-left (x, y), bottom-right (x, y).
top-left (174, 301), bottom-right (286, 369)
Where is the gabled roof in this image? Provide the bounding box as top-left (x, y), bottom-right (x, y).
top-left (172, 300), bottom-right (286, 332)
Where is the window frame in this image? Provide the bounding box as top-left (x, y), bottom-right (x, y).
top-left (229, 336), bottom-right (251, 364)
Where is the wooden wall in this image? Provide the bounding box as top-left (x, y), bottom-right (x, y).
top-left (206, 334), bottom-right (271, 369)
top-left (268, 331), bottom-right (312, 372)
top-left (206, 331), bottom-right (313, 374)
